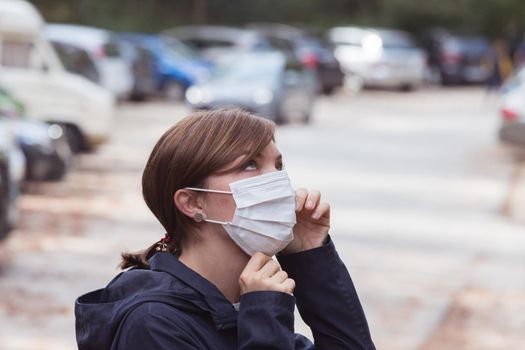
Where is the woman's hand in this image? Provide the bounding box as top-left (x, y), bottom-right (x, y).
top-left (239, 253), bottom-right (295, 295)
top-left (280, 188), bottom-right (330, 255)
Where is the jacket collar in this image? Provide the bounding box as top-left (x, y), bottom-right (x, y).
top-left (149, 252), bottom-right (237, 330)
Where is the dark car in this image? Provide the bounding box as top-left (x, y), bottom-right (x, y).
top-left (248, 24), bottom-right (344, 94)
top-left (0, 123), bottom-right (23, 240)
top-left (118, 33), bottom-right (212, 101)
top-left (423, 30), bottom-right (491, 85)
top-left (0, 149), bottom-right (14, 240)
top-left (0, 87), bottom-right (72, 181)
top-left (115, 37), bottom-right (160, 100)
top-left (13, 119), bottom-right (72, 181)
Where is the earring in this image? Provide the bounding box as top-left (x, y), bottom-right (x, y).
top-left (194, 212), bottom-right (205, 222)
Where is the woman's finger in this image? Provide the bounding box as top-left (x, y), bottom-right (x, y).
top-left (258, 259), bottom-right (281, 278)
top-left (243, 252), bottom-right (271, 273)
top-left (312, 202), bottom-right (330, 220)
top-left (269, 270), bottom-right (288, 284)
top-left (280, 278), bottom-right (296, 295)
top-left (295, 188), bottom-right (308, 211)
top-left (304, 190), bottom-right (321, 210)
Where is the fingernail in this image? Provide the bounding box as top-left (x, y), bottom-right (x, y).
top-left (312, 212), bottom-right (321, 219)
top-left (306, 200), bottom-right (314, 209)
top-left (296, 200), bottom-right (300, 210)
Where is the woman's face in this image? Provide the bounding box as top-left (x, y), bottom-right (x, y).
top-left (203, 141), bottom-right (283, 222)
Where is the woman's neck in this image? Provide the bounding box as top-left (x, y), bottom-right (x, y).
top-left (178, 226), bottom-right (250, 304)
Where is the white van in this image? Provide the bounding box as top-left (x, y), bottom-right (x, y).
top-left (45, 24), bottom-right (134, 99)
top-left (328, 26), bottom-right (426, 91)
top-left (0, 0), bottom-right (115, 151)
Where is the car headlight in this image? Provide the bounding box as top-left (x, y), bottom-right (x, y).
top-left (186, 87), bottom-right (213, 104)
top-left (47, 124), bottom-right (64, 140)
top-left (252, 88), bottom-right (274, 105)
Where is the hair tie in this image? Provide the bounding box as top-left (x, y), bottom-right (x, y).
top-left (155, 233), bottom-right (171, 252)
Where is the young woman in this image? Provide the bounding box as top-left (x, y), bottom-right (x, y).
top-left (75, 108), bottom-right (375, 350)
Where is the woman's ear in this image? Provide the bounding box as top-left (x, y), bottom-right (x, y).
top-left (174, 189), bottom-right (204, 220)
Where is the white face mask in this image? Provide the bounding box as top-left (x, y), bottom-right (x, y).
top-left (186, 171), bottom-right (297, 256)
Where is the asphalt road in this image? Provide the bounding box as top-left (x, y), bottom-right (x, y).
top-left (1, 87), bottom-right (524, 350)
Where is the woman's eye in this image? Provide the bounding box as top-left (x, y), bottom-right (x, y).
top-left (242, 160), bottom-right (257, 171)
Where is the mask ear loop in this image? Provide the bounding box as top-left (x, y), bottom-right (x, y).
top-left (186, 187), bottom-right (232, 225)
top-left (185, 187), bottom-right (232, 194)
top-left (193, 212), bottom-right (229, 225)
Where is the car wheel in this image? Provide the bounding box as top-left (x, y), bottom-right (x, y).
top-left (62, 124), bottom-right (88, 153)
top-left (322, 85), bottom-right (336, 95)
top-left (399, 84), bottom-right (415, 92)
top-left (164, 80), bottom-right (186, 102)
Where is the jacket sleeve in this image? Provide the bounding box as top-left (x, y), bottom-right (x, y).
top-left (114, 303), bottom-right (199, 350)
top-left (238, 291), bottom-right (316, 349)
top-left (277, 236), bottom-right (376, 350)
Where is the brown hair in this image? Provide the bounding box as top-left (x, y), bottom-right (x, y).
top-left (120, 108), bottom-right (275, 269)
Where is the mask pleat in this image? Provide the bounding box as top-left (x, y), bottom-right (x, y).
top-left (234, 199), bottom-right (297, 222)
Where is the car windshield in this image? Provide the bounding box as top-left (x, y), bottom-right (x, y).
top-left (377, 31), bottom-right (416, 49)
top-left (104, 42), bottom-right (122, 58)
top-left (161, 37), bottom-right (199, 60)
top-left (451, 37), bottom-right (490, 53)
top-left (211, 54), bottom-right (281, 82)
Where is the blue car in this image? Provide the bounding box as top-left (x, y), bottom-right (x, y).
top-left (117, 33), bottom-right (211, 101)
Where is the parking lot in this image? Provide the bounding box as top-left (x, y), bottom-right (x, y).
top-left (1, 87), bottom-right (525, 350)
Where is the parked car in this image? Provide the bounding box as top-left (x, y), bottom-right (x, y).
top-left (498, 65), bottom-right (525, 146)
top-left (0, 86), bottom-right (72, 181)
top-left (52, 36), bottom-right (157, 101)
top-left (185, 51), bottom-right (316, 124)
top-left (45, 24), bottom-right (134, 99)
top-left (117, 40), bottom-right (158, 100)
top-left (0, 1), bottom-right (115, 153)
top-left (423, 30), bottom-right (491, 85)
top-left (117, 33), bottom-right (211, 101)
top-left (15, 119), bottom-right (71, 181)
top-left (328, 26), bottom-right (427, 91)
top-left (163, 25), bottom-right (271, 62)
top-left (248, 23), bottom-right (344, 94)
top-left (0, 121), bottom-right (25, 240)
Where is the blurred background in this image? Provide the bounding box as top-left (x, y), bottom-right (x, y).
top-left (1, 0), bottom-right (525, 349)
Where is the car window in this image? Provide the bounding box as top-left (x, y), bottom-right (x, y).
top-left (378, 32), bottom-right (416, 49)
top-left (329, 29), bottom-right (364, 47)
top-left (455, 38), bottom-right (490, 54)
top-left (52, 42), bottom-right (99, 82)
top-left (212, 55), bottom-right (281, 82)
top-left (183, 38), bottom-right (235, 51)
top-left (103, 42), bottom-right (121, 58)
top-left (265, 36), bottom-right (296, 61)
top-left (162, 37), bottom-right (199, 59)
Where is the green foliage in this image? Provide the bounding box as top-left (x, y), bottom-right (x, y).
top-left (29, 0), bottom-right (525, 38)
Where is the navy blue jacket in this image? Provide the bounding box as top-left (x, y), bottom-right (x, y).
top-left (75, 237), bottom-right (375, 349)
